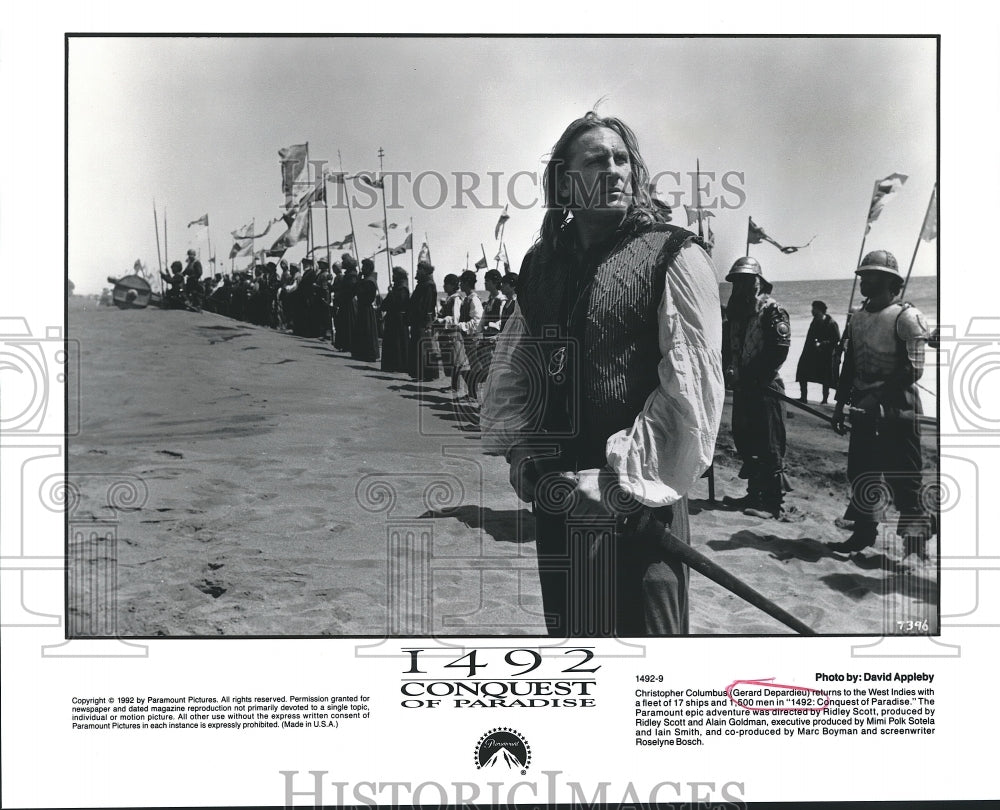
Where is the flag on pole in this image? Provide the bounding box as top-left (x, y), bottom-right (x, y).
top-left (494, 244), bottom-right (511, 271)
top-left (229, 222), bottom-right (255, 257)
top-left (920, 184), bottom-right (938, 242)
top-left (279, 143), bottom-right (309, 208)
top-left (494, 204), bottom-right (510, 239)
top-left (326, 170), bottom-right (348, 184)
top-left (389, 232), bottom-right (413, 256)
top-left (328, 232), bottom-right (354, 250)
top-left (269, 209), bottom-right (310, 252)
top-left (866, 172), bottom-right (908, 234)
top-left (683, 205), bottom-right (715, 227)
top-left (295, 177), bottom-right (326, 208)
top-left (231, 218), bottom-right (278, 240)
top-left (230, 223), bottom-right (254, 241)
top-left (748, 217), bottom-right (815, 254)
top-left (418, 241), bottom-right (431, 265)
top-left (474, 256), bottom-right (488, 270)
top-left (359, 173), bottom-right (384, 189)
top-left (187, 213), bottom-right (208, 228)
top-left (229, 239), bottom-right (254, 259)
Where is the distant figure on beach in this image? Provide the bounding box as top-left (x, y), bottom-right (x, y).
top-left (160, 261), bottom-right (186, 307)
top-left (380, 266), bottom-right (410, 373)
top-left (183, 249), bottom-right (204, 308)
top-left (470, 269), bottom-right (507, 397)
top-left (481, 110), bottom-right (723, 637)
top-left (334, 254), bottom-right (358, 352)
top-left (830, 249), bottom-right (933, 558)
top-left (434, 273), bottom-right (465, 393)
top-left (498, 271), bottom-right (519, 332)
top-left (351, 259), bottom-right (380, 362)
top-left (795, 300), bottom-right (840, 404)
top-left (408, 260), bottom-right (440, 382)
top-left (452, 270), bottom-right (483, 400)
top-left (723, 256), bottom-right (793, 521)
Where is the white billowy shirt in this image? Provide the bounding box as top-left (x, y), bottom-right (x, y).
top-left (481, 242), bottom-right (724, 507)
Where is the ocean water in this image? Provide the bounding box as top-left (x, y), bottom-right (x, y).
top-left (727, 275), bottom-right (939, 405)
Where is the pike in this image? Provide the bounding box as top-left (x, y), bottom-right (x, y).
top-left (578, 482), bottom-right (815, 633)
top-left (153, 198), bottom-right (164, 296)
top-left (764, 386), bottom-right (937, 429)
top-left (654, 529), bottom-right (816, 635)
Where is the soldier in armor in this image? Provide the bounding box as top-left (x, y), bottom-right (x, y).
top-left (480, 111), bottom-right (724, 636)
top-left (830, 249), bottom-right (932, 558)
top-left (723, 257), bottom-right (793, 520)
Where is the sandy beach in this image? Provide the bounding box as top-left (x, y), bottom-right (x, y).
top-left (66, 299), bottom-right (939, 637)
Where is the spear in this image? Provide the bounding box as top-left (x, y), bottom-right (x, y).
top-left (377, 147), bottom-right (392, 284)
top-left (338, 150), bottom-right (362, 269)
top-left (901, 183), bottom-right (937, 299)
top-left (845, 179), bottom-right (881, 324)
top-left (153, 199), bottom-right (164, 295)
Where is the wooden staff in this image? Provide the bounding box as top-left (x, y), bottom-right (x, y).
top-left (377, 147), bottom-right (392, 283)
top-left (765, 385), bottom-right (938, 429)
top-left (845, 179), bottom-right (881, 323)
top-left (901, 183), bottom-right (937, 299)
top-left (695, 158), bottom-right (704, 240)
top-left (338, 150), bottom-right (362, 269)
top-left (305, 142), bottom-right (314, 260)
top-left (655, 529), bottom-right (816, 635)
top-left (495, 218), bottom-right (507, 271)
top-left (323, 175), bottom-right (332, 269)
top-left (153, 199), bottom-right (164, 296)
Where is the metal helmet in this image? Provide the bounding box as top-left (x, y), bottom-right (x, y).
top-left (856, 249), bottom-right (902, 279)
top-left (726, 256), bottom-right (772, 292)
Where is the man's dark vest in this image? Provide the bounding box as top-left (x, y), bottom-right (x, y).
top-left (518, 222), bottom-right (699, 468)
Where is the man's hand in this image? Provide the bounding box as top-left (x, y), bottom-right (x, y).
top-left (567, 469), bottom-right (614, 519)
top-left (508, 446), bottom-right (542, 503)
top-left (832, 403), bottom-right (848, 435)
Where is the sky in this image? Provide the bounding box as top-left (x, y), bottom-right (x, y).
top-left (67, 36), bottom-right (936, 294)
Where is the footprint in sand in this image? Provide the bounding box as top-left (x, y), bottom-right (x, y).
top-left (195, 579), bottom-right (227, 598)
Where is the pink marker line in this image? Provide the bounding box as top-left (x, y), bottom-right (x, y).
top-left (725, 677), bottom-right (830, 713)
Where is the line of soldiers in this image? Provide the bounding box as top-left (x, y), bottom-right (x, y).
top-left (185, 248), bottom-right (521, 387)
top-left (722, 250), bottom-right (933, 560)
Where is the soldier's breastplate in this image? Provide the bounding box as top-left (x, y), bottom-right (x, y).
top-left (851, 306), bottom-right (902, 388)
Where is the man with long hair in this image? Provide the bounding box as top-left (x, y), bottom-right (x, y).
top-left (481, 111), bottom-right (724, 637)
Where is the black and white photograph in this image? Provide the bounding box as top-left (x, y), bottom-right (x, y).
top-left (5, 7), bottom-right (1000, 809)
top-left (64, 35), bottom-right (938, 638)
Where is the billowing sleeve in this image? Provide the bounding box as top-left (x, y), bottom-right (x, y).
top-left (605, 242), bottom-right (725, 507)
top-left (480, 301), bottom-right (534, 457)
